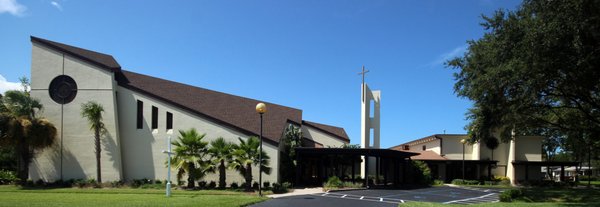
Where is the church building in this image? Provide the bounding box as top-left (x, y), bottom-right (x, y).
top-left (28, 36), bottom-right (350, 184)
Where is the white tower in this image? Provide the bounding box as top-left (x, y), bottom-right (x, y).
top-left (358, 66), bottom-right (381, 178)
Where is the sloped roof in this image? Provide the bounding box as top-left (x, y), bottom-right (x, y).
top-left (302, 120), bottom-right (350, 142)
top-left (31, 36), bottom-right (121, 71)
top-left (390, 148), bottom-right (447, 161)
top-left (117, 70), bottom-right (302, 144)
top-left (30, 36), bottom-right (352, 145)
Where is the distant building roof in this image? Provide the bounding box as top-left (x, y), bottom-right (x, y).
top-left (302, 120), bottom-right (350, 142)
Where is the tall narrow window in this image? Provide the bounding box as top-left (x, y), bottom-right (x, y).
top-left (136, 100), bottom-right (143, 129)
top-left (166, 112), bottom-right (173, 130)
top-left (152, 106), bottom-right (158, 129)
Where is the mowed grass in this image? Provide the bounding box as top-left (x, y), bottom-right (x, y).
top-left (400, 187), bottom-right (600, 207)
top-left (0, 185), bottom-right (268, 207)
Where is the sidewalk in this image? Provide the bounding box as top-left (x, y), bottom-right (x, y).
top-left (267, 187), bottom-right (324, 198)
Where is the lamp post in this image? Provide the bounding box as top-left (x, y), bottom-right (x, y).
top-left (460, 138), bottom-right (467, 181)
top-left (162, 130), bottom-right (174, 197)
top-left (255, 103), bottom-right (267, 197)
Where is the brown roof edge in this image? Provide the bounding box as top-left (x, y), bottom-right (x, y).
top-left (301, 120), bottom-right (350, 142)
top-left (389, 134), bottom-right (443, 149)
top-left (31, 36), bottom-right (121, 72)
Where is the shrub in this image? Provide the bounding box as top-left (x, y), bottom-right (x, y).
top-left (433, 179), bottom-right (445, 186)
top-left (252, 182), bottom-right (259, 190)
top-left (451, 179), bottom-right (465, 185)
top-left (410, 160), bottom-right (433, 185)
top-left (465, 180), bottom-right (480, 185)
top-left (499, 192), bottom-right (512, 202)
top-left (230, 182), bottom-right (239, 189)
top-left (272, 182), bottom-right (291, 194)
top-left (198, 181), bottom-right (207, 189)
top-left (493, 176), bottom-right (510, 182)
top-left (263, 181), bottom-right (270, 189)
top-left (498, 179), bottom-right (511, 186)
top-left (0, 170), bottom-right (17, 185)
top-left (111, 180), bottom-right (124, 188)
top-left (132, 178), bottom-right (152, 188)
top-left (324, 176), bottom-right (343, 189)
top-left (74, 179), bottom-right (87, 188)
top-left (35, 179), bottom-right (46, 186)
top-left (500, 189), bottom-right (523, 202)
top-left (484, 181), bottom-right (496, 185)
top-left (208, 181), bottom-right (217, 189)
top-left (342, 181), bottom-right (362, 188)
top-left (154, 180), bottom-right (162, 184)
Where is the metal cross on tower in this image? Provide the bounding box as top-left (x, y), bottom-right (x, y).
top-left (358, 65), bottom-right (369, 101)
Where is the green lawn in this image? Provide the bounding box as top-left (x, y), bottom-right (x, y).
top-left (0, 185), bottom-right (267, 207)
top-left (400, 187), bottom-right (600, 207)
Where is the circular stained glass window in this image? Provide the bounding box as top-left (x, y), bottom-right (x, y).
top-left (49, 75), bottom-right (77, 104)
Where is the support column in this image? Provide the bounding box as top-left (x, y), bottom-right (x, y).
top-left (525, 164), bottom-right (529, 181)
top-left (364, 155), bottom-right (369, 188)
top-left (376, 157), bottom-right (380, 185)
top-left (295, 151), bottom-right (301, 185)
top-left (506, 129), bottom-right (517, 185)
top-left (560, 166), bottom-right (565, 182)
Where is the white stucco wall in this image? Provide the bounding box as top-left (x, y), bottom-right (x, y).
top-left (439, 135), bottom-right (473, 160)
top-left (418, 139), bottom-right (441, 154)
top-left (29, 43), bottom-right (123, 182)
top-left (116, 87), bottom-right (280, 184)
top-left (515, 136), bottom-right (543, 161)
top-left (301, 125), bottom-right (347, 148)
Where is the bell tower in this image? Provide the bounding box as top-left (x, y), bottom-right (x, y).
top-left (359, 66), bottom-right (381, 178)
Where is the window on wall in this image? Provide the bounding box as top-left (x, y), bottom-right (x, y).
top-left (166, 112), bottom-right (173, 130)
top-left (152, 106), bottom-right (158, 129)
top-left (422, 145), bottom-right (426, 151)
top-left (136, 100), bottom-right (143, 129)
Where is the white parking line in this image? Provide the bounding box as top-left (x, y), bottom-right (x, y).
top-left (443, 193), bottom-right (497, 204)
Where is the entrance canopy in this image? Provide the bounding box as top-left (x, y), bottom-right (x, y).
top-left (295, 147), bottom-right (420, 187)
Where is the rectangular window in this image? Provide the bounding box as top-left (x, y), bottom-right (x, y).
top-left (151, 106), bottom-right (158, 129)
top-left (136, 100), bottom-right (143, 129)
top-left (166, 112), bottom-right (173, 130)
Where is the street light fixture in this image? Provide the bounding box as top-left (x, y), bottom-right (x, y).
top-left (162, 129), bottom-right (174, 197)
top-left (255, 103), bottom-right (267, 197)
top-left (460, 138), bottom-right (468, 181)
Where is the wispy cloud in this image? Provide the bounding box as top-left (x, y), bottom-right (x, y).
top-left (426, 44), bottom-right (468, 67)
top-left (0, 0), bottom-right (26, 16)
top-left (0, 74), bottom-right (22, 94)
top-left (50, 1), bottom-right (62, 11)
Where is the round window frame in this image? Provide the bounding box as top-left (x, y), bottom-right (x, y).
top-left (49, 75), bottom-right (78, 104)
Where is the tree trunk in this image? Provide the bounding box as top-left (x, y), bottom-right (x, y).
top-left (95, 129), bottom-right (102, 183)
top-left (245, 163), bottom-right (252, 192)
top-left (17, 141), bottom-right (30, 184)
top-left (188, 163), bottom-right (196, 188)
top-left (219, 160), bottom-right (226, 189)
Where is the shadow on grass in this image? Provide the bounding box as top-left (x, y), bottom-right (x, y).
top-left (516, 188), bottom-right (600, 203)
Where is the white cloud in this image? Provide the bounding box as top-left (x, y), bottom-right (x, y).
top-left (50, 1), bottom-right (62, 11)
top-left (0, 74), bottom-right (22, 94)
top-left (427, 44), bottom-right (469, 67)
top-left (0, 0), bottom-right (26, 16)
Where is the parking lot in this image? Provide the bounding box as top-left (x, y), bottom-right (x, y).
top-left (252, 186), bottom-right (501, 207)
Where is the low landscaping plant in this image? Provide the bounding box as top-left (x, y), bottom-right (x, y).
top-left (499, 188), bottom-right (523, 202)
top-left (230, 182), bottom-right (239, 189)
top-left (272, 182), bottom-right (291, 194)
top-left (433, 179), bottom-right (445, 186)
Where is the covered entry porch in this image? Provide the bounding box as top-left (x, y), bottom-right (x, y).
top-left (295, 147), bottom-right (419, 188)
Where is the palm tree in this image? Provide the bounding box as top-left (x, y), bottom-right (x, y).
top-left (0, 89), bottom-right (56, 183)
top-left (230, 136), bottom-right (271, 192)
top-left (208, 137), bottom-right (233, 189)
top-left (80, 101), bottom-right (105, 183)
top-left (169, 128), bottom-right (211, 188)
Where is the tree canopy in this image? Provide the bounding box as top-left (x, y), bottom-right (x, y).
top-left (447, 0), bottom-right (600, 146)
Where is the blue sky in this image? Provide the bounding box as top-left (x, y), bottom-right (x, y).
top-left (0, 0), bottom-right (522, 147)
